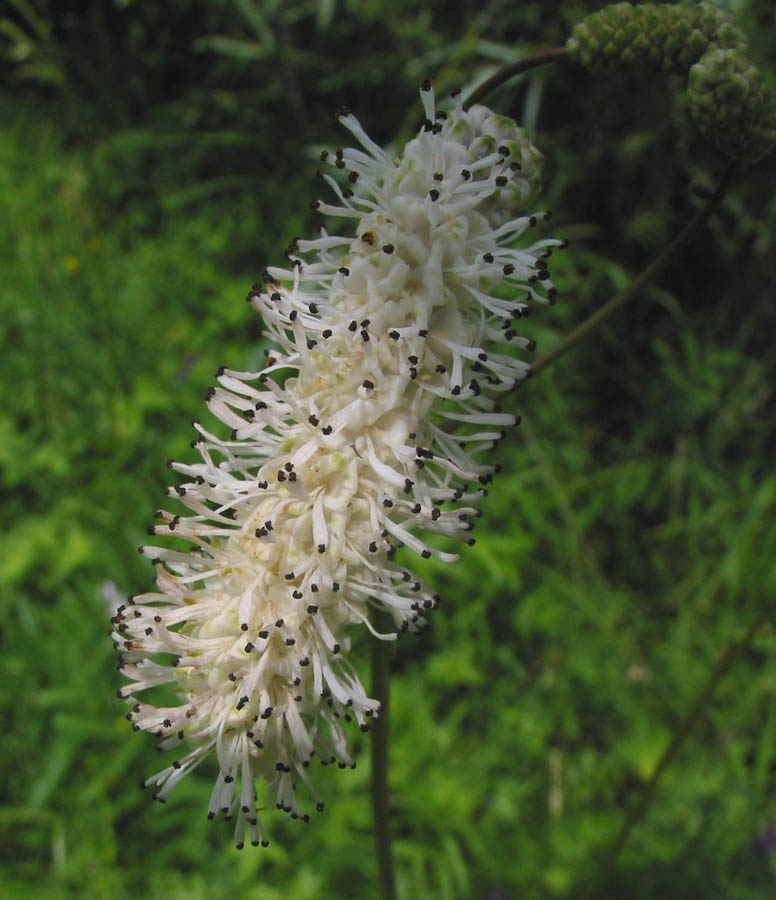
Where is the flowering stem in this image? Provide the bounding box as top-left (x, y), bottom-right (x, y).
top-left (463, 47), bottom-right (567, 111)
top-left (579, 599), bottom-right (776, 900)
top-left (371, 614), bottom-right (397, 900)
top-left (531, 161), bottom-right (737, 377)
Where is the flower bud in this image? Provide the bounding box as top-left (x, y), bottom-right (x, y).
top-left (566, 2), bottom-right (746, 75)
top-left (688, 47), bottom-right (776, 162)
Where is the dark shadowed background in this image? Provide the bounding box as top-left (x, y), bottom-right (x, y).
top-left (2, 1), bottom-right (776, 897)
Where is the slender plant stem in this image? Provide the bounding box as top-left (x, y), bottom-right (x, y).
top-left (463, 47), bottom-right (567, 110)
top-left (367, 49), bottom-right (567, 895)
top-left (525, 163), bottom-right (738, 894)
top-left (580, 599), bottom-right (776, 900)
top-left (371, 612), bottom-right (397, 900)
top-left (531, 161), bottom-right (737, 377)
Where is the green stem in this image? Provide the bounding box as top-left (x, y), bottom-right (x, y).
top-left (525, 160), bottom-right (739, 895)
top-left (531, 161), bottom-right (737, 377)
top-left (463, 47), bottom-right (567, 111)
top-left (370, 614), bottom-right (397, 900)
top-left (580, 599), bottom-right (776, 900)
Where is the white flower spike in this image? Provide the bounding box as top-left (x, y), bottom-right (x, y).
top-left (110, 83), bottom-right (565, 848)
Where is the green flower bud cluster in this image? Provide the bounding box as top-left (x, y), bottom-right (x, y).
top-left (688, 47), bottom-right (776, 162)
top-left (566, 2), bottom-right (775, 162)
top-left (566, 2), bottom-right (745, 75)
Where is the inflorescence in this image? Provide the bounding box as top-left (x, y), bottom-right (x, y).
top-left (109, 83), bottom-right (564, 848)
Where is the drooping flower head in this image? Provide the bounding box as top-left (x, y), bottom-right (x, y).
top-left (110, 83), bottom-right (564, 848)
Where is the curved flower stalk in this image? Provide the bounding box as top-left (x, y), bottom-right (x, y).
top-left (110, 83), bottom-right (564, 847)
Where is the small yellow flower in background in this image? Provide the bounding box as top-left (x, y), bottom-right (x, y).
top-left (63, 254), bottom-right (81, 275)
top-left (87, 237), bottom-right (102, 254)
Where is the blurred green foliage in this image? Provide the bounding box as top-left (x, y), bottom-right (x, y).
top-left (2, 1), bottom-right (776, 898)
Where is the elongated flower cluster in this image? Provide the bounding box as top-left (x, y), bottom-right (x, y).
top-left (110, 84), bottom-right (564, 848)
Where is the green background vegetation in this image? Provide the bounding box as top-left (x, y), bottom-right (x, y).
top-left (2, 1), bottom-right (776, 897)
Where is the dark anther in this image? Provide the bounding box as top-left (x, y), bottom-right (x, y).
top-left (495, 175), bottom-right (508, 187)
top-left (382, 244), bottom-right (395, 254)
top-left (428, 189), bottom-right (440, 201)
top-left (433, 172), bottom-right (443, 182)
top-left (348, 320), bottom-right (358, 332)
